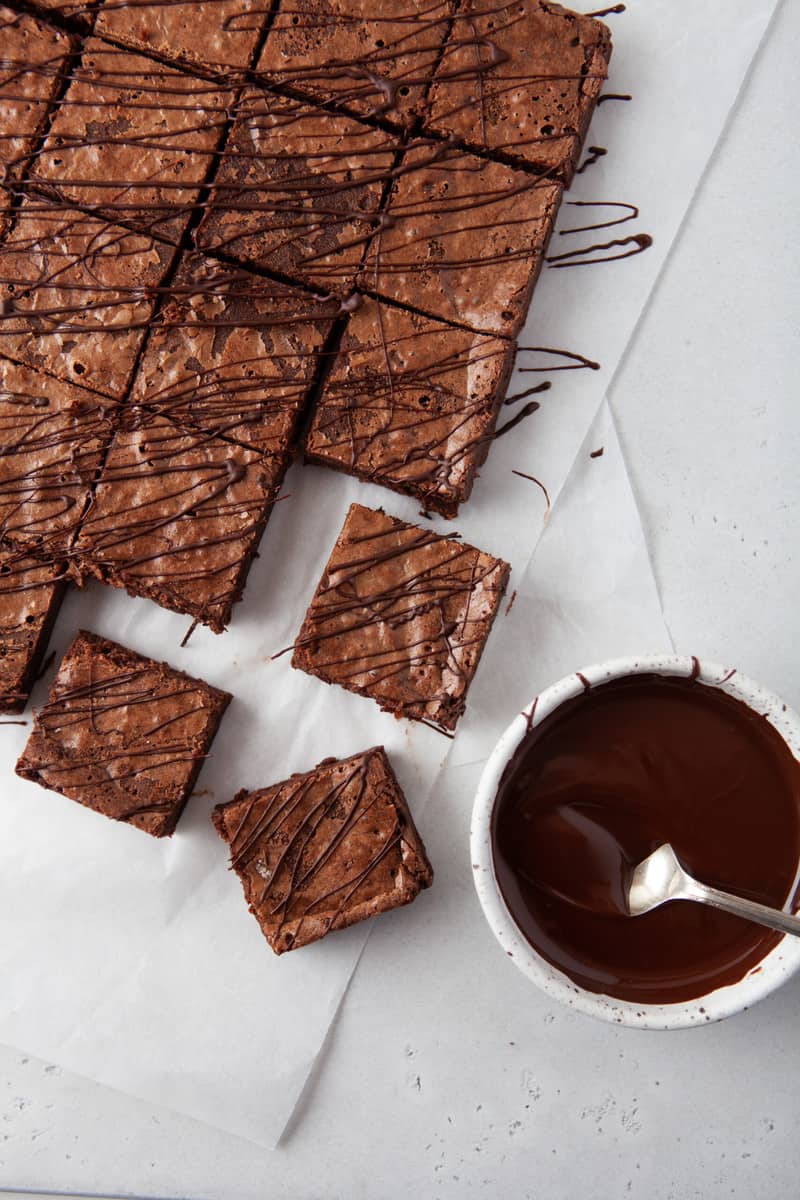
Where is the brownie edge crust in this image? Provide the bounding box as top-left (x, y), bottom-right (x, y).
top-left (213, 747), bottom-right (433, 954)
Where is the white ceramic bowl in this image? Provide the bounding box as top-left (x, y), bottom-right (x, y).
top-left (470, 654), bottom-right (800, 1029)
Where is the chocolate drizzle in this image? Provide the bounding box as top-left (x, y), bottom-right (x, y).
top-left (547, 231), bottom-right (652, 268)
top-left (576, 145), bottom-right (606, 174)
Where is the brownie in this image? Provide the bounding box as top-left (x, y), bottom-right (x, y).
top-left (0, 8), bottom-right (73, 191)
top-left (212, 746), bottom-right (433, 953)
top-left (426, 0), bottom-right (612, 183)
top-left (0, 546), bottom-right (65, 714)
top-left (256, 0), bottom-right (455, 129)
top-left (291, 502), bottom-right (510, 731)
top-left (25, 0), bottom-right (95, 26)
top-left (95, 0), bottom-right (266, 71)
top-left (359, 141), bottom-right (562, 337)
top-left (16, 629), bottom-right (231, 836)
top-left (72, 410), bottom-right (289, 632)
top-left (304, 295), bottom-right (516, 517)
top-left (128, 252), bottom-right (337, 452)
top-left (31, 40), bottom-right (233, 243)
top-left (0, 199), bottom-right (177, 399)
top-left (197, 90), bottom-right (399, 295)
top-left (0, 355), bottom-right (119, 558)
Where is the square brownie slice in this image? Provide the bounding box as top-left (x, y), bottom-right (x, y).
top-left (0, 7), bottom-right (73, 190)
top-left (291, 502), bottom-right (510, 731)
top-left (16, 629), bottom-right (231, 836)
top-left (95, 0), bottom-right (267, 72)
top-left (426, 0), bottom-right (612, 184)
top-left (359, 141), bottom-right (562, 337)
top-left (30, 40), bottom-right (234, 244)
top-left (197, 90), bottom-right (399, 295)
top-left (304, 294), bottom-right (516, 517)
top-left (73, 410), bottom-right (289, 632)
top-left (0, 199), bottom-right (177, 399)
top-left (212, 746), bottom-right (433, 954)
top-left (256, 0), bottom-right (455, 130)
top-left (128, 252), bottom-right (337, 452)
top-left (0, 356), bottom-right (120, 559)
top-left (0, 546), bottom-right (65, 714)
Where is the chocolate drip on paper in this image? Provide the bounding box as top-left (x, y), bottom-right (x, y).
top-left (546, 232), bottom-right (652, 268)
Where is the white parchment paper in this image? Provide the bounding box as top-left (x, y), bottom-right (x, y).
top-left (0, 0), bottom-right (779, 1150)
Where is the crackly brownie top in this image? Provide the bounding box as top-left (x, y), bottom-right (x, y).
top-left (212, 745), bottom-right (433, 953)
top-left (359, 141), bottom-right (562, 337)
top-left (0, 7), bottom-right (72, 180)
top-left (95, 0), bottom-right (267, 71)
top-left (16, 629), bottom-right (230, 836)
top-left (31, 39), bottom-right (233, 242)
top-left (305, 295), bottom-right (515, 515)
top-left (197, 89), bottom-right (399, 294)
top-left (291, 502), bottom-right (510, 730)
top-left (128, 252), bottom-right (338, 452)
top-left (0, 200), bottom-right (177, 399)
top-left (426, 0), bottom-right (612, 180)
top-left (257, 0), bottom-right (456, 128)
top-left (73, 410), bottom-right (286, 632)
top-left (0, 355), bottom-right (119, 557)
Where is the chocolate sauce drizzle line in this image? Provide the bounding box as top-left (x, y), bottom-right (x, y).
top-left (512, 468), bottom-right (551, 515)
top-left (558, 199), bottom-right (637, 235)
top-left (505, 381), bottom-right (551, 403)
top-left (546, 232), bottom-right (652, 268)
top-left (585, 5), bottom-right (625, 18)
top-left (576, 145), bottom-right (606, 174)
top-left (285, 514), bottom-right (506, 733)
top-left (596, 92), bottom-right (631, 105)
top-left (494, 401), bottom-right (540, 439)
top-left (515, 345), bottom-right (600, 372)
top-left (225, 751), bottom-right (410, 945)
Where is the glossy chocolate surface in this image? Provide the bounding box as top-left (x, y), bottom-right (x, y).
top-left (492, 674), bottom-right (800, 1004)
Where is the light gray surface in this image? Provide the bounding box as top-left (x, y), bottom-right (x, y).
top-left (2, 2), bottom-right (799, 1196)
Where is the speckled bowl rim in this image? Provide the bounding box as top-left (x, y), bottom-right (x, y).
top-left (470, 654), bottom-right (800, 1030)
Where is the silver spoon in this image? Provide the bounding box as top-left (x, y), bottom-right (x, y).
top-left (627, 843), bottom-right (800, 937)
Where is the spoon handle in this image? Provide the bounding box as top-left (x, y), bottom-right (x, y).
top-left (685, 880), bottom-right (800, 938)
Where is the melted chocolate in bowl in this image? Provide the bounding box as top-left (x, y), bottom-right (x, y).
top-left (492, 674), bottom-right (800, 1005)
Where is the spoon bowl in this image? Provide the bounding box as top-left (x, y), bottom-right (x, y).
top-left (471, 653), bottom-right (800, 1029)
top-left (627, 842), bottom-right (800, 937)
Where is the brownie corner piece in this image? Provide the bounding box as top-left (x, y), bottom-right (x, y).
top-left (360, 142), bottom-right (562, 338)
top-left (15, 630), bottom-right (231, 837)
top-left (291, 503), bottom-right (510, 731)
top-left (425, 0), bottom-right (612, 183)
top-left (212, 745), bottom-right (433, 954)
top-left (304, 295), bottom-right (517, 517)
